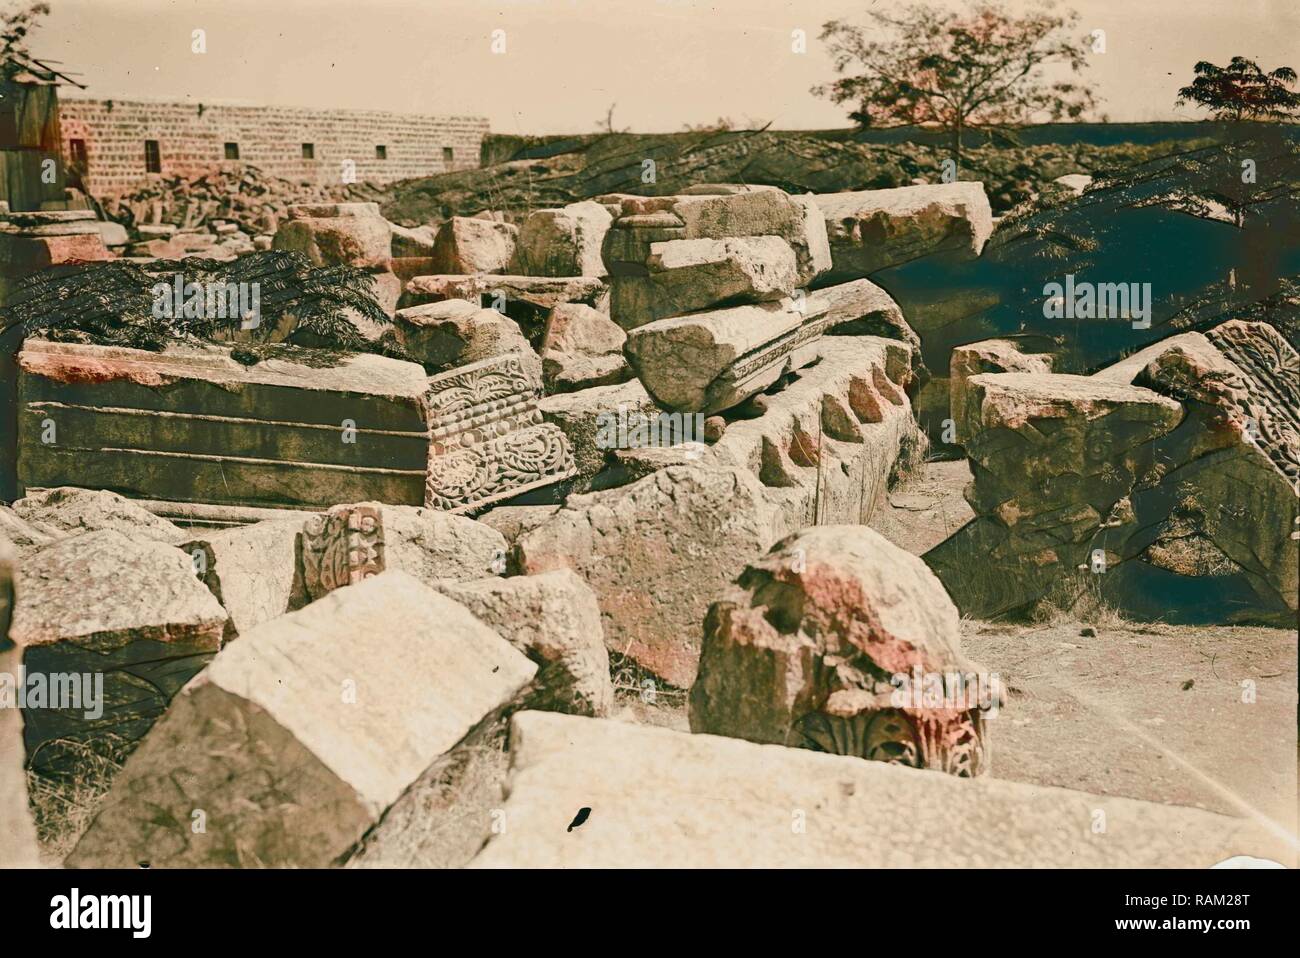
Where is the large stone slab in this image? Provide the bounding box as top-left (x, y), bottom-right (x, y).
top-left (516, 465), bottom-right (783, 687)
top-left (623, 296), bottom-right (832, 415)
top-left (272, 201), bottom-right (392, 270)
top-left (66, 571), bottom-right (536, 868)
top-left (815, 182), bottom-right (993, 281)
top-left (510, 201), bottom-right (612, 277)
top-left (608, 236), bottom-right (799, 329)
top-left (467, 711), bottom-right (1290, 868)
top-left (10, 529), bottom-right (228, 775)
top-left (429, 216), bottom-right (518, 275)
top-left (404, 274), bottom-right (607, 312)
top-left (392, 300), bottom-right (541, 382)
top-left (425, 353), bottom-right (576, 513)
top-left (17, 339), bottom-right (431, 510)
top-left (692, 525), bottom-right (997, 777)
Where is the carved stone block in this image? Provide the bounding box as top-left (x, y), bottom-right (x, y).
top-left (425, 354), bottom-right (576, 512)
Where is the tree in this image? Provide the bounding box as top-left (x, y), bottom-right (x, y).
top-left (812, 1), bottom-right (1095, 165)
top-left (1, 2), bottom-right (50, 76)
top-left (1176, 57), bottom-right (1300, 122)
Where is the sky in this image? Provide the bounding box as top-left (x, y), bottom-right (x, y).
top-left (25, 0), bottom-right (1300, 134)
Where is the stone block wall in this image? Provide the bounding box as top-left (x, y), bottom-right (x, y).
top-left (58, 96), bottom-right (489, 194)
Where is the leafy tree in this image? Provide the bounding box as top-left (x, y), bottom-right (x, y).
top-left (812, 1), bottom-right (1096, 164)
top-left (1176, 57), bottom-right (1300, 122)
top-left (1, 2), bottom-right (50, 77)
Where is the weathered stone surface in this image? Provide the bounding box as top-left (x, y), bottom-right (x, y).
top-left (12, 486), bottom-right (185, 545)
top-left (815, 182), bottom-right (993, 281)
top-left (299, 501), bottom-right (508, 601)
top-left (623, 296), bottom-right (831, 414)
top-left (425, 353), bottom-right (577, 513)
top-left (18, 339), bottom-right (431, 510)
top-left (182, 519), bottom-right (302, 639)
top-left (1092, 321), bottom-right (1299, 619)
top-left (667, 188), bottom-right (831, 286)
top-left (429, 216), bottom-right (518, 274)
top-left (403, 274), bottom-right (607, 313)
top-left (0, 504), bottom-right (59, 554)
top-left (10, 530), bottom-right (228, 775)
top-left (66, 571), bottom-right (536, 868)
top-left (435, 570), bottom-right (613, 717)
top-left (0, 533), bottom-right (40, 867)
top-left (699, 337), bottom-right (919, 533)
top-left (540, 303), bottom-right (630, 392)
top-left (517, 465), bottom-right (782, 687)
top-left (925, 373), bottom-right (1184, 619)
top-left (475, 504), bottom-right (561, 547)
top-left (392, 301), bottom-right (541, 381)
top-left (539, 379), bottom-right (658, 490)
top-left (467, 711), bottom-right (1289, 868)
top-left (609, 236), bottom-right (799, 329)
top-left (949, 339), bottom-right (1055, 442)
top-left (511, 201), bottom-right (612, 277)
top-left (273, 201), bottom-right (392, 269)
top-left (692, 525), bottom-right (996, 777)
top-left (389, 222), bottom-right (439, 258)
top-left (1053, 173), bottom-right (1093, 195)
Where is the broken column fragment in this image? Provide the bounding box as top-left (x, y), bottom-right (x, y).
top-left (9, 529), bottom-right (228, 776)
top-left (17, 339), bottom-right (431, 513)
top-left (424, 353), bottom-right (576, 512)
top-left (691, 525), bottom-right (998, 777)
top-left (66, 570), bottom-right (536, 869)
top-left (623, 296), bottom-right (832, 415)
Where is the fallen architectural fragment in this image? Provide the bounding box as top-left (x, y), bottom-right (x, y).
top-left (603, 186), bottom-right (830, 331)
top-left (403, 274), bottom-right (606, 315)
top-left (623, 296), bottom-right (832, 415)
top-left (298, 501), bottom-right (507, 600)
top-left (539, 302), bottom-right (631, 393)
top-left (17, 339), bottom-right (431, 513)
top-left (691, 525), bottom-right (997, 777)
top-left (538, 378), bottom-right (658, 490)
top-left (182, 519), bottom-right (303, 639)
top-left (273, 202), bottom-right (401, 321)
top-left (517, 465), bottom-right (783, 688)
top-left (434, 569), bottom-right (613, 717)
top-left (927, 320), bottom-right (1298, 622)
top-left (511, 201), bottom-right (612, 277)
top-left (429, 216), bottom-right (518, 274)
top-left (949, 338), bottom-right (1055, 442)
top-left (467, 711), bottom-right (1290, 868)
top-left (814, 181), bottom-right (993, 282)
top-left (9, 530), bottom-right (228, 775)
top-left (66, 571), bottom-right (536, 868)
top-left (392, 300), bottom-right (541, 382)
top-left (425, 353), bottom-right (576, 512)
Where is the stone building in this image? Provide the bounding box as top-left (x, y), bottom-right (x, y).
top-left (58, 96), bottom-right (489, 194)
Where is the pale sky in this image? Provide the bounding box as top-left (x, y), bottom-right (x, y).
top-left (28, 0), bottom-right (1300, 133)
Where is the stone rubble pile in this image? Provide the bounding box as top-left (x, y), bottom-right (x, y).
top-left (1, 167), bottom-right (1293, 871)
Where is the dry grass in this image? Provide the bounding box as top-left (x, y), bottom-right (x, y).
top-left (26, 734), bottom-right (131, 862)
